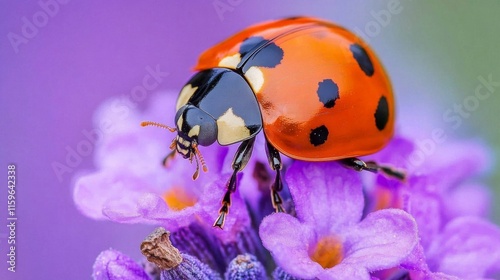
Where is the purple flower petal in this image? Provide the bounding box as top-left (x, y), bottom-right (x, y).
top-left (443, 183), bottom-right (492, 220)
top-left (319, 263), bottom-right (371, 280)
top-left (400, 242), bottom-right (429, 272)
top-left (408, 141), bottom-right (491, 194)
top-left (259, 213), bottom-right (323, 279)
top-left (426, 217), bottom-right (500, 279)
top-left (74, 171), bottom-right (157, 221)
top-left (372, 245), bottom-right (431, 280)
top-left (420, 141), bottom-right (490, 179)
top-left (102, 192), bottom-right (202, 228)
top-left (93, 249), bottom-right (149, 280)
top-left (92, 93), bottom-right (178, 173)
top-left (364, 136), bottom-right (492, 220)
top-left (405, 187), bottom-right (443, 249)
top-left (409, 271), bottom-right (461, 280)
top-left (262, 160), bottom-right (420, 279)
top-left (285, 161), bottom-right (364, 235)
top-left (342, 209), bottom-right (418, 271)
top-left (197, 174), bottom-right (252, 243)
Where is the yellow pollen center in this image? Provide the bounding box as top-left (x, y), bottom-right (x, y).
top-left (310, 236), bottom-right (343, 269)
top-left (163, 186), bottom-right (197, 211)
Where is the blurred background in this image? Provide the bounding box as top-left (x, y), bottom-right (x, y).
top-left (1, 1), bottom-right (499, 279)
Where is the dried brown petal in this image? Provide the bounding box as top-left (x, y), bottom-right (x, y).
top-left (140, 227), bottom-right (183, 270)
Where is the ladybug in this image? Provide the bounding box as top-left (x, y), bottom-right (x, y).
top-left (142, 17), bottom-right (404, 228)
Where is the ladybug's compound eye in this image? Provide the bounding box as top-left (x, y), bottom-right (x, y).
top-left (175, 105), bottom-right (218, 147)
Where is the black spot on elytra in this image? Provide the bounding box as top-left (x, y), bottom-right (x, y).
top-left (350, 43), bottom-right (374, 77)
top-left (374, 96), bottom-right (389, 131)
top-left (238, 36), bottom-right (284, 72)
top-left (310, 125), bottom-right (329, 146)
top-left (317, 79), bottom-right (340, 108)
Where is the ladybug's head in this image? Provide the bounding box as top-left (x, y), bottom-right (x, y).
top-left (140, 104), bottom-right (216, 179)
top-left (173, 104), bottom-right (218, 158)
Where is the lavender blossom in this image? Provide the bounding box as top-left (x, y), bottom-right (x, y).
top-left (224, 254), bottom-right (267, 280)
top-left (259, 161), bottom-right (419, 279)
top-left (366, 136), bottom-right (500, 279)
top-left (158, 254), bottom-right (222, 280)
top-left (425, 217), bottom-right (500, 278)
top-left (78, 92), bottom-right (500, 280)
top-left (365, 136), bottom-right (492, 220)
top-left (93, 249), bottom-right (149, 280)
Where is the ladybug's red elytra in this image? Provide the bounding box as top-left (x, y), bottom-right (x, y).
top-left (142, 17), bottom-right (405, 228)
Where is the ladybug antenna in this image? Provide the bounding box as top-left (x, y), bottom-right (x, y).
top-left (192, 144), bottom-right (208, 180)
top-left (141, 121), bottom-right (177, 132)
top-left (194, 145), bottom-right (208, 173)
top-left (191, 153), bottom-right (200, 181)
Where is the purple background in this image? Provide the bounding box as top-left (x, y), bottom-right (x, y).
top-left (1, 1), bottom-right (499, 279)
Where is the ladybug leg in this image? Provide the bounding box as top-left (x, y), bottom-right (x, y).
top-left (213, 137), bottom-right (256, 229)
top-left (265, 140), bottom-right (286, 213)
top-left (340, 157), bottom-right (406, 181)
top-left (161, 138), bottom-right (178, 168)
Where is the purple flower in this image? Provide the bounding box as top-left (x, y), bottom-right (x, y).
top-left (93, 249), bottom-right (223, 280)
top-left (159, 254), bottom-right (222, 280)
top-left (402, 183), bottom-right (500, 279)
top-left (224, 253), bottom-right (267, 280)
top-left (92, 228), bottom-right (271, 280)
top-left (73, 92), bottom-right (252, 239)
top-left (365, 136), bottom-right (492, 219)
top-left (259, 161), bottom-right (419, 279)
top-left (365, 135), bottom-right (500, 279)
top-left (93, 249), bottom-right (149, 280)
top-left (425, 217), bottom-right (500, 279)
top-left (77, 91), bottom-right (500, 280)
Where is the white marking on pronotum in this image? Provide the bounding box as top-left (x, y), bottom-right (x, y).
top-left (244, 66), bottom-right (264, 92)
top-left (216, 108), bottom-right (251, 145)
top-left (176, 115), bottom-right (184, 131)
top-left (188, 125), bottom-right (201, 138)
top-left (176, 84), bottom-right (198, 110)
top-left (218, 53), bottom-right (241, 68)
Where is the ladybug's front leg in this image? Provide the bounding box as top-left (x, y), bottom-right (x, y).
top-left (213, 138), bottom-right (256, 229)
top-left (340, 157), bottom-right (406, 181)
top-left (265, 140), bottom-right (285, 213)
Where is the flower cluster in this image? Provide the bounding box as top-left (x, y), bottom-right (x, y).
top-left (75, 92), bottom-right (500, 280)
